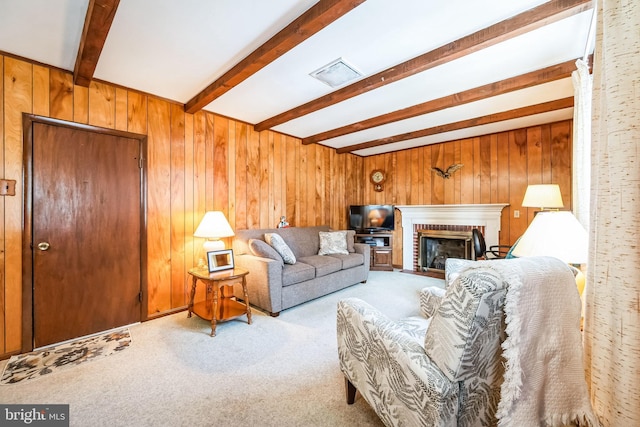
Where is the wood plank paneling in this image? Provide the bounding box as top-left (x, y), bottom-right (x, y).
top-left (73, 84), bottom-right (88, 124)
top-left (473, 137), bottom-right (482, 203)
top-left (245, 124), bottom-right (259, 229)
top-left (526, 126), bottom-right (543, 223)
top-left (233, 121), bottom-right (247, 231)
top-left (460, 138), bottom-right (474, 204)
top-left (49, 69), bottom-right (73, 121)
top-left (184, 114), bottom-right (196, 270)
top-left (551, 121), bottom-right (572, 207)
top-left (480, 135), bottom-right (492, 204)
top-left (114, 88), bottom-right (128, 132)
top-left (497, 132), bottom-right (511, 247)
top-left (0, 53), bottom-right (573, 359)
top-left (146, 98), bottom-right (172, 314)
top-left (227, 120), bottom-right (236, 231)
top-left (4, 57), bottom-right (32, 353)
top-left (285, 135), bottom-right (299, 226)
top-left (422, 146), bottom-right (432, 205)
top-left (443, 142), bottom-right (455, 204)
top-left (127, 92), bottom-right (147, 134)
top-left (0, 56), bottom-right (5, 353)
top-left (431, 144), bottom-right (444, 204)
top-left (365, 121), bottom-right (573, 265)
top-left (170, 104), bottom-right (186, 307)
top-left (88, 81), bottom-right (115, 129)
top-left (192, 112), bottom-right (206, 255)
top-left (32, 65), bottom-right (49, 116)
top-left (213, 115), bottom-right (229, 212)
top-left (273, 133), bottom-right (283, 227)
top-left (259, 131), bottom-right (270, 228)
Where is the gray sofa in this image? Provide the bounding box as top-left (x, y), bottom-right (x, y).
top-left (232, 225), bottom-right (370, 316)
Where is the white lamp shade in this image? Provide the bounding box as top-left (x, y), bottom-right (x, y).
top-left (521, 184), bottom-right (564, 210)
top-left (511, 211), bottom-right (588, 264)
top-left (194, 211), bottom-right (234, 239)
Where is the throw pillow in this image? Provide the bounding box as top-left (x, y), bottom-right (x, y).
top-left (424, 266), bottom-right (506, 381)
top-left (419, 286), bottom-right (446, 318)
top-left (248, 238), bottom-right (284, 266)
top-left (264, 233), bottom-right (296, 264)
top-left (444, 258), bottom-right (480, 288)
top-left (318, 231), bottom-right (349, 255)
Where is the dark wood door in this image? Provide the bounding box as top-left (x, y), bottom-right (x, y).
top-left (32, 123), bottom-right (143, 348)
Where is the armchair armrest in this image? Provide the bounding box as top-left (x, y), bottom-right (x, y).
top-left (337, 298), bottom-right (458, 426)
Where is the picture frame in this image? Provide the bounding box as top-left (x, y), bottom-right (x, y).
top-left (206, 249), bottom-right (235, 273)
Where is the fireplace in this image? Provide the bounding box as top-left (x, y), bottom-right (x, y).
top-left (396, 204), bottom-right (508, 272)
top-left (418, 230), bottom-right (473, 274)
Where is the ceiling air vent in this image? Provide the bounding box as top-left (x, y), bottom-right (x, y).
top-left (310, 58), bottom-right (363, 88)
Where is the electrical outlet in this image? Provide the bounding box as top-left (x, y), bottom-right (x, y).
top-left (0, 179), bottom-right (16, 196)
top-left (514, 210), bottom-right (520, 218)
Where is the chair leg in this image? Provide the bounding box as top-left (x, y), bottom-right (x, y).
top-left (345, 377), bottom-right (357, 404)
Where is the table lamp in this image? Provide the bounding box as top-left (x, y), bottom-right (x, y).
top-left (194, 211), bottom-right (234, 252)
top-left (510, 210), bottom-right (588, 294)
top-left (521, 184), bottom-right (564, 211)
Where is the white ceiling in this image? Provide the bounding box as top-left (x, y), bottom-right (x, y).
top-left (0, 0), bottom-right (594, 156)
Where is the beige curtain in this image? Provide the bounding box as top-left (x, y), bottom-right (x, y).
top-left (571, 59), bottom-right (591, 230)
top-left (583, 0), bottom-right (640, 425)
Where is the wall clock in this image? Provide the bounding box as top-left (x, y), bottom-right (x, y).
top-left (370, 169), bottom-right (386, 192)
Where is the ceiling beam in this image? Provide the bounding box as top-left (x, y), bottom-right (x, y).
top-left (302, 59), bottom-right (578, 145)
top-left (254, 0), bottom-right (592, 132)
top-left (184, 0), bottom-right (367, 114)
top-left (336, 97), bottom-right (575, 154)
top-left (74, 0), bottom-right (120, 87)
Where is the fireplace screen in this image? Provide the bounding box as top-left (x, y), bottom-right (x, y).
top-left (418, 230), bottom-right (473, 273)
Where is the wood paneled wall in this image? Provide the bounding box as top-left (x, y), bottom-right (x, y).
top-left (361, 122), bottom-right (573, 266)
top-left (0, 53), bottom-right (572, 358)
top-left (0, 55), bottom-right (362, 357)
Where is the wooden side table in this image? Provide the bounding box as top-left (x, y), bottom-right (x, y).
top-left (187, 267), bottom-right (252, 337)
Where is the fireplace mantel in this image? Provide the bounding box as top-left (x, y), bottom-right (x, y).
top-left (396, 204), bottom-right (508, 270)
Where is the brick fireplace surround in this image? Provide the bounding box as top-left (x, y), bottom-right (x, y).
top-left (395, 204), bottom-right (508, 272)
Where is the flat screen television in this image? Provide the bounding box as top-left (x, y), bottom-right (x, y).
top-left (348, 205), bottom-right (394, 232)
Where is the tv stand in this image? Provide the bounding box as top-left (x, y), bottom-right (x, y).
top-left (355, 232), bottom-right (393, 271)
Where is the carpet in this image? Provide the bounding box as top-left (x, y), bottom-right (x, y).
top-left (0, 328), bottom-right (131, 385)
top-left (0, 271), bottom-right (444, 426)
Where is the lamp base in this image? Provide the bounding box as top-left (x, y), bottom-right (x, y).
top-left (203, 239), bottom-right (225, 253)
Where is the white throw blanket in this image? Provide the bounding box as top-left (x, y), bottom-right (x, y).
top-left (494, 257), bottom-right (598, 426)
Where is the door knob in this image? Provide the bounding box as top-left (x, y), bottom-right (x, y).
top-left (37, 242), bottom-right (50, 251)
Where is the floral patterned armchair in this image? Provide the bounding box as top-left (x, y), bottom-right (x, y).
top-left (336, 259), bottom-right (508, 427)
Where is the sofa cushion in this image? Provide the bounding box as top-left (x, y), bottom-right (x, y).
top-left (318, 231), bottom-right (349, 255)
top-left (282, 262), bottom-right (315, 286)
top-left (326, 253), bottom-right (364, 269)
top-left (265, 233), bottom-right (296, 264)
top-left (298, 255), bottom-right (342, 278)
top-left (424, 266), bottom-right (506, 381)
top-left (248, 239), bottom-right (284, 266)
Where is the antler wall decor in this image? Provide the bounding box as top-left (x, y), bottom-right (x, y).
top-left (431, 163), bottom-right (463, 179)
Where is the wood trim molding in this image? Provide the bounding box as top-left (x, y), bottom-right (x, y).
top-left (74, 0), bottom-right (120, 87)
top-left (302, 59), bottom-right (578, 145)
top-left (184, 0), bottom-right (366, 114)
top-left (336, 97), bottom-right (575, 153)
top-left (254, 0), bottom-right (592, 131)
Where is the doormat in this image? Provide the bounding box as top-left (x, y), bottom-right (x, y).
top-left (0, 328), bottom-right (131, 385)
